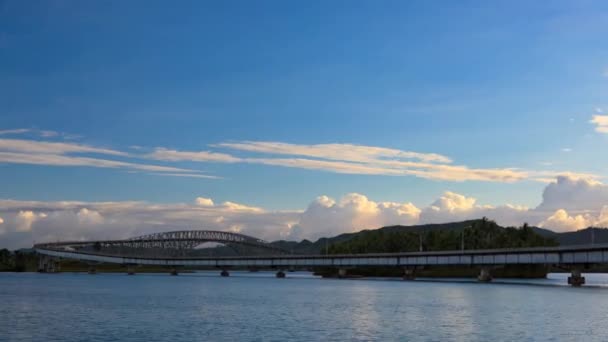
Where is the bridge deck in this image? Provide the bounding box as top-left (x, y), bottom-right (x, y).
top-left (36, 243), bottom-right (608, 268)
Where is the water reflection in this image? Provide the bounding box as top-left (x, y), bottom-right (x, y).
top-left (1, 272), bottom-right (608, 341)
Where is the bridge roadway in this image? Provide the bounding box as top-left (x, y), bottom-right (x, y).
top-left (36, 243), bottom-right (608, 285)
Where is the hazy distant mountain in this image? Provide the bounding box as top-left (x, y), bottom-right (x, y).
top-left (531, 227), bottom-right (607, 246)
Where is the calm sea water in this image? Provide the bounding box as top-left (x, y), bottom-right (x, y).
top-left (1, 272), bottom-right (608, 341)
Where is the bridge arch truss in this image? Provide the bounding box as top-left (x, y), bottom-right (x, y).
top-left (35, 230), bottom-right (288, 256)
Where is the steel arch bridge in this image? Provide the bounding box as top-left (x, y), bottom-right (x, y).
top-left (34, 230), bottom-right (289, 257)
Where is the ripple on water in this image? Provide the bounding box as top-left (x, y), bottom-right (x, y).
top-left (1, 272), bottom-right (608, 341)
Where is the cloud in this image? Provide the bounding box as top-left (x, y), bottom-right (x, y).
top-left (529, 171), bottom-right (602, 184)
top-left (419, 192), bottom-right (532, 226)
top-left (426, 191), bottom-right (476, 213)
top-left (0, 129), bottom-right (30, 136)
top-left (2, 174), bottom-right (608, 249)
top-left (15, 210), bottom-right (46, 232)
top-left (0, 134), bottom-right (598, 184)
top-left (536, 175), bottom-right (608, 212)
top-left (220, 201), bottom-right (264, 213)
top-left (597, 207), bottom-right (608, 227)
top-left (0, 128), bottom-right (82, 140)
top-left (0, 138), bottom-right (218, 178)
top-left (76, 208), bottom-right (103, 225)
top-left (214, 141), bottom-right (453, 163)
top-left (0, 138), bottom-right (126, 156)
top-left (148, 173), bottom-right (222, 179)
top-left (39, 130), bottom-right (59, 138)
top-left (149, 148), bottom-right (241, 163)
top-left (539, 209), bottom-right (590, 232)
top-left (0, 198), bottom-right (297, 248)
top-left (160, 141), bottom-right (528, 182)
top-left (0, 151), bottom-right (196, 173)
top-left (296, 193), bottom-right (420, 240)
top-left (195, 197), bottom-right (214, 206)
top-left (243, 157), bottom-right (407, 176)
top-left (591, 115), bottom-right (608, 133)
top-left (561, 148), bottom-right (572, 153)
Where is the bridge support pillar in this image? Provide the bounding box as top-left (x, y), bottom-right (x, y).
top-left (38, 256), bottom-right (59, 273)
top-left (478, 267), bottom-right (492, 282)
top-left (38, 256), bottom-right (60, 273)
top-left (568, 269), bottom-right (585, 287)
top-left (37, 256), bottom-right (45, 273)
top-left (170, 268), bottom-right (178, 276)
top-left (221, 270), bottom-right (230, 277)
top-left (403, 268), bottom-right (416, 280)
top-left (276, 270), bottom-right (286, 278)
top-left (338, 268), bottom-right (347, 279)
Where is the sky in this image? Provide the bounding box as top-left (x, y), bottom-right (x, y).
top-left (1, 0), bottom-right (608, 248)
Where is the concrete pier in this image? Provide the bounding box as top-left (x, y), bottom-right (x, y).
top-left (276, 270), bottom-right (286, 278)
top-left (38, 256), bottom-right (60, 273)
top-left (478, 267), bottom-right (492, 282)
top-left (568, 269), bottom-right (585, 287)
top-left (403, 268), bottom-right (416, 280)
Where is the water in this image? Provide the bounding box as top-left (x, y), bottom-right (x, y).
top-left (1, 272), bottom-right (608, 341)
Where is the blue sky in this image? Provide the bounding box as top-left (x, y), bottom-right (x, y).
top-left (1, 0), bottom-right (608, 219)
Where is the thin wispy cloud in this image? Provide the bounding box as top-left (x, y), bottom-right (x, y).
top-left (214, 141), bottom-right (453, 164)
top-left (216, 141), bottom-right (530, 182)
top-left (0, 151), bottom-right (193, 173)
top-left (0, 128), bottom-right (82, 140)
top-left (148, 148), bottom-right (240, 163)
top-left (1, 133), bottom-right (602, 184)
top-left (0, 138), bottom-right (127, 156)
top-left (39, 130), bottom-right (59, 138)
top-left (529, 171), bottom-right (602, 184)
top-left (0, 129), bottom-right (30, 136)
top-left (0, 137), bottom-right (213, 179)
top-left (147, 140), bottom-right (602, 183)
top-left (150, 141), bottom-right (525, 182)
top-left (147, 173), bottom-right (222, 179)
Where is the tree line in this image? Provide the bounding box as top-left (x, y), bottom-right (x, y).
top-left (327, 218), bottom-right (558, 254)
top-left (0, 249), bottom-right (38, 272)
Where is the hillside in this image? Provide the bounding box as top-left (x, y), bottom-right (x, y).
top-left (532, 227), bottom-right (608, 246)
top-left (270, 219), bottom-right (608, 255)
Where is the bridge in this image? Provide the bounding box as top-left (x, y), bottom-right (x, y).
top-left (35, 230), bottom-right (608, 286)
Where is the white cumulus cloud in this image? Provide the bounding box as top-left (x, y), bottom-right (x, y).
top-left (195, 197), bottom-right (215, 206)
top-left (76, 208), bottom-right (104, 225)
top-left (591, 115), bottom-right (608, 133)
top-left (536, 175), bottom-right (608, 212)
top-left (1, 175), bottom-right (608, 249)
top-left (296, 193), bottom-right (420, 240)
top-left (539, 209), bottom-right (590, 232)
top-left (15, 210), bottom-right (46, 232)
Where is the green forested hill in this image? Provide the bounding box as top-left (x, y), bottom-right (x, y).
top-left (269, 219), bottom-right (608, 256)
top-left (325, 218), bottom-right (558, 254)
top-left (270, 218), bottom-right (564, 255)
